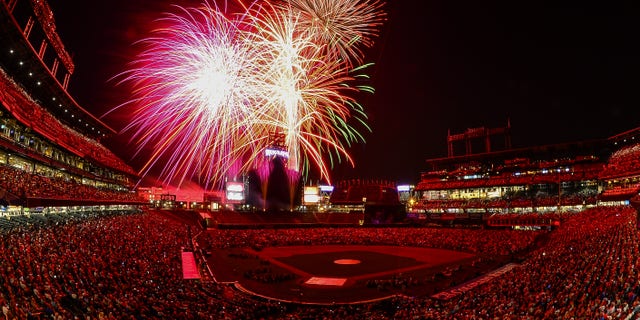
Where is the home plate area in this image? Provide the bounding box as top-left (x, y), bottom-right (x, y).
top-left (208, 245), bottom-right (488, 304)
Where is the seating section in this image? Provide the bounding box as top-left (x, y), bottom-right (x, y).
top-left (600, 143), bottom-right (640, 179)
top-left (0, 68), bottom-right (136, 176)
top-left (0, 164), bottom-right (143, 204)
top-left (208, 210), bottom-right (364, 226)
top-left (0, 206), bottom-right (638, 319)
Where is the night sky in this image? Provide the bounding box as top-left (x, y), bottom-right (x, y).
top-left (47, 1), bottom-right (640, 185)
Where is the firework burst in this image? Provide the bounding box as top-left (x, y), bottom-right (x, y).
top-left (273, 0), bottom-right (387, 67)
top-left (115, 0), bottom-right (386, 189)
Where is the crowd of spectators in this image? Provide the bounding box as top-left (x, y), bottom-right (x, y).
top-left (0, 205), bottom-right (638, 319)
top-left (243, 266), bottom-right (296, 284)
top-left (600, 143), bottom-right (640, 179)
top-left (416, 193), bottom-right (598, 212)
top-left (0, 164), bottom-right (142, 204)
top-left (417, 166), bottom-right (602, 191)
top-left (600, 183), bottom-right (640, 199)
top-left (0, 210), bottom-right (234, 319)
top-left (0, 68), bottom-right (136, 176)
top-left (598, 142), bottom-right (640, 202)
top-left (409, 205), bottom-right (640, 319)
top-left (196, 225), bottom-right (540, 257)
top-left (207, 210), bottom-right (366, 226)
top-left (486, 211), bottom-right (569, 227)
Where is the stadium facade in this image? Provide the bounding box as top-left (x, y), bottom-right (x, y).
top-left (410, 123), bottom-right (640, 227)
top-left (0, 0), bottom-right (142, 212)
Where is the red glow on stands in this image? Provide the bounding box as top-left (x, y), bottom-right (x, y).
top-left (0, 69), bottom-right (135, 176)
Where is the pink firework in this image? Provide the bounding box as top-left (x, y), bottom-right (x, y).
top-left (115, 0), bottom-right (386, 189)
top-left (273, 0), bottom-right (387, 67)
